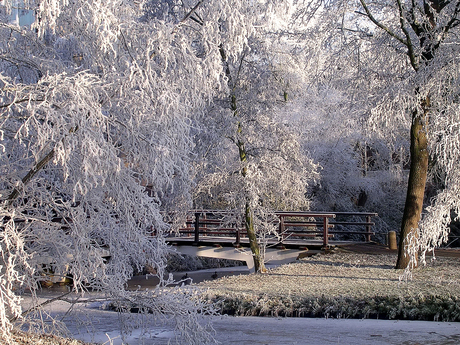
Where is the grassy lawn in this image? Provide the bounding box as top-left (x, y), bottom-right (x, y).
top-left (198, 250), bottom-right (460, 321)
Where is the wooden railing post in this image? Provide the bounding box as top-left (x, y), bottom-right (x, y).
top-left (202, 212), bottom-right (207, 236)
top-left (194, 212), bottom-right (200, 244)
top-left (365, 215), bottom-right (372, 242)
top-left (279, 215), bottom-right (285, 241)
top-left (323, 216), bottom-right (329, 247)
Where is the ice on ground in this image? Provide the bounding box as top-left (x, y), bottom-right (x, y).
top-left (20, 293), bottom-right (460, 345)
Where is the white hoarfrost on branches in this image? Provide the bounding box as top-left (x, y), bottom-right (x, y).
top-left (192, 27), bottom-right (320, 260)
top-left (278, 87), bottom-right (409, 238)
top-left (259, 6), bottom-right (410, 239)
top-left (0, 0), bottom-right (311, 343)
top-left (418, 58), bottom-right (460, 262)
top-left (3, 0), bottom-right (457, 342)
top-left (292, 0), bottom-right (460, 268)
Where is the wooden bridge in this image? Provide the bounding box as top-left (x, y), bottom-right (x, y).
top-left (165, 210), bottom-right (378, 272)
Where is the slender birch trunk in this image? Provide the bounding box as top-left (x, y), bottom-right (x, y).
top-left (232, 93), bottom-right (267, 273)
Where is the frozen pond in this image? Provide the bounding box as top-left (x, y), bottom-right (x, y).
top-left (17, 265), bottom-right (460, 345)
top-left (20, 294), bottom-right (460, 345)
top-left (66, 313), bottom-right (460, 345)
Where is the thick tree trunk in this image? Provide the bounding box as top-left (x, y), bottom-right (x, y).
top-left (395, 106), bottom-right (429, 269)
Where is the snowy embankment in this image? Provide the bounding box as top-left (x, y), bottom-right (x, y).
top-left (198, 251), bottom-right (460, 321)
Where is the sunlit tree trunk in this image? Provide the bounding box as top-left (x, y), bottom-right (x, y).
top-left (396, 102), bottom-right (429, 269)
top-left (244, 202), bottom-right (267, 272)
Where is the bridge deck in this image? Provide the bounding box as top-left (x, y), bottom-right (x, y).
top-left (165, 235), bottom-right (358, 249)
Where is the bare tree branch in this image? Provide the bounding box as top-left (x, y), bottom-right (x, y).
top-left (5, 148), bottom-right (56, 206)
top-left (357, 0), bottom-right (408, 46)
top-left (177, 0), bottom-right (204, 27)
top-left (395, 0), bottom-right (420, 70)
top-left (442, 1), bottom-right (460, 32)
top-left (0, 98), bottom-right (44, 109)
top-left (10, 291), bottom-right (73, 322)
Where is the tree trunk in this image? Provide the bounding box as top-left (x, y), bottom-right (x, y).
top-left (237, 131), bottom-right (266, 273)
top-left (245, 202), bottom-right (267, 273)
top-left (220, 45), bottom-right (266, 273)
top-left (395, 104), bottom-right (429, 269)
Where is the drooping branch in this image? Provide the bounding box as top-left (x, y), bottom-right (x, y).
top-left (4, 122), bottom-right (79, 206)
top-left (0, 54), bottom-right (42, 75)
top-left (10, 291), bottom-right (73, 322)
top-left (0, 23), bottom-right (45, 49)
top-left (5, 148), bottom-right (55, 206)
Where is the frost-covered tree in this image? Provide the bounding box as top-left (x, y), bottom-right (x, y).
top-left (296, 0), bottom-right (460, 269)
top-left (0, 0), bottom-right (294, 342)
top-left (192, 11), bottom-right (319, 273)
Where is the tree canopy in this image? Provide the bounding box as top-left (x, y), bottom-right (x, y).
top-left (0, 0), bottom-right (300, 341)
top-left (1, 0), bottom-right (460, 342)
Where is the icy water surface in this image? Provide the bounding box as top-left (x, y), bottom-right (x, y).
top-left (20, 263), bottom-right (460, 345)
top-left (21, 294), bottom-right (460, 345)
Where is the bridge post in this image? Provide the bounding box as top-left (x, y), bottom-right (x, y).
top-left (365, 215), bottom-right (372, 242)
top-left (194, 212), bottom-right (200, 244)
top-left (323, 216), bottom-right (329, 247)
top-left (279, 215), bottom-right (285, 241)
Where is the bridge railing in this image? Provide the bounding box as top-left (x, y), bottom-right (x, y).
top-left (277, 211), bottom-right (378, 244)
top-left (169, 210), bottom-right (378, 247)
top-left (329, 212), bottom-right (378, 242)
top-left (276, 212), bottom-right (335, 247)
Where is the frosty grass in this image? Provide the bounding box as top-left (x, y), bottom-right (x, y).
top-left (199, 251), bottom-right (460, 321)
